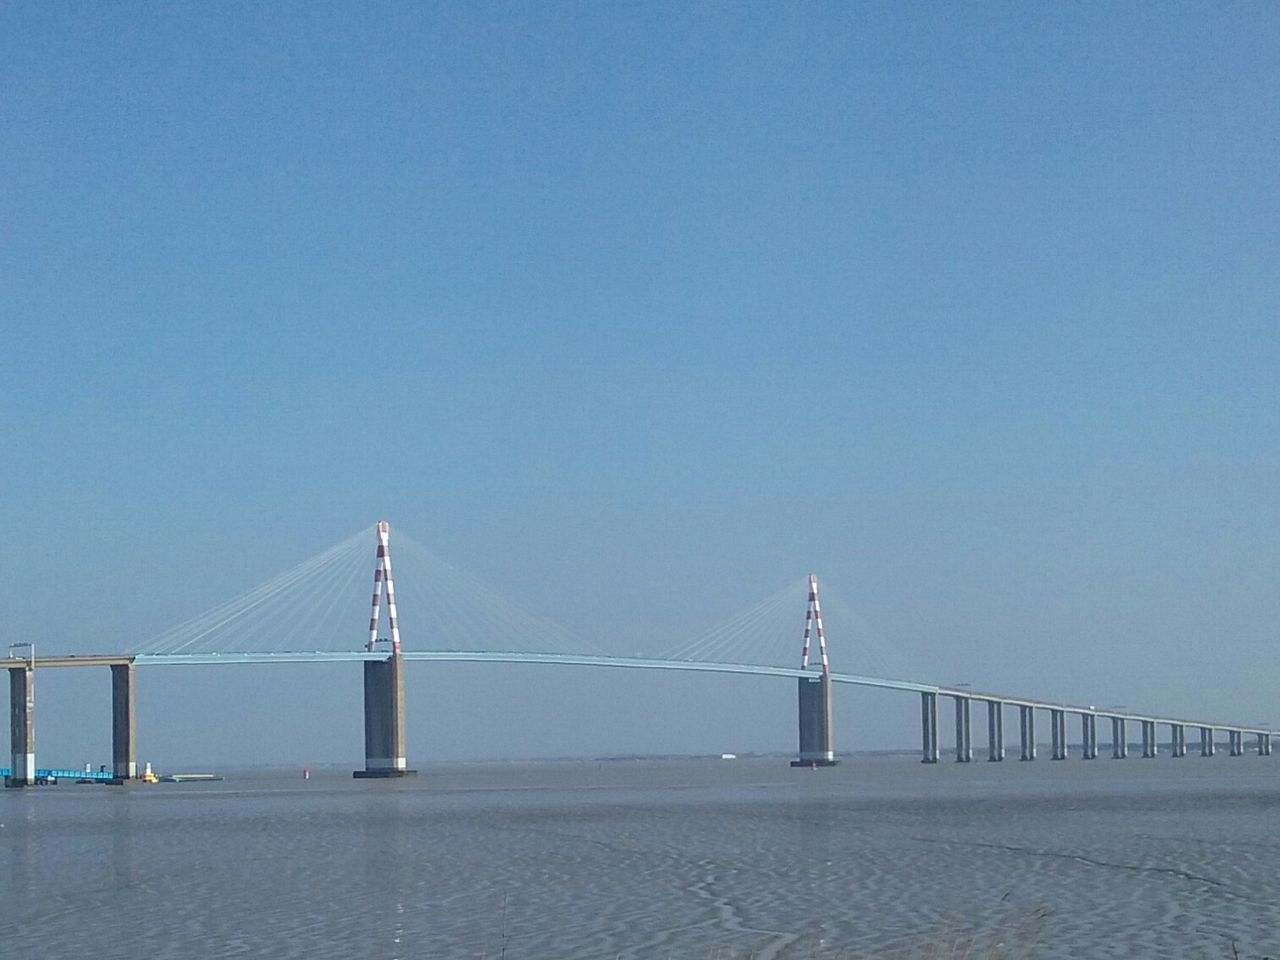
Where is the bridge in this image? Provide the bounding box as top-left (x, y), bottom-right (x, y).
top-left (5, 522), bottom-right (1274, 785)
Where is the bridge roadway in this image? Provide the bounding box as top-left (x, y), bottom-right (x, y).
top-left (9, 650), bottom-right (1269, 737)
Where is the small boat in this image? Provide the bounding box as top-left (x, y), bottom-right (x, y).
top-left (158, 773), bottom-right (224, 783)
top-left (720, 753), bottom-right (737, 760)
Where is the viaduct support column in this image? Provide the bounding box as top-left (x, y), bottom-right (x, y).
top-left (1200, 727), bottom-right (1215, 757)
top-left (1080, 713), bottom-right (1097, 759)
top-left (111, 663), bottom-right (136, 781)
top-left (354, 652), bottom-right (416, 778)
top-left (1262, 734), bottom-right (1272, 757)
top-left (954, 696), bottom-right (972, 762)
top-left (1229, 731), bottom-right (1243, 757)
top-left (1112, 717), bottom-right (1128, 759)
top-left (1019, 706), bottom-right (1036, 761)
top-left (920, 692), bottom-right (939, 763)
top-left (987, 701), bottom-right (1004, 761)
top-left (1049, 709), bottom-right (1067, 760)
top-left (7, 666), bottom-right (34, 787)
top-left (1141, 720), bottom-right (1158, 758)
top-left (792, 674), bottom-right (836, 766)
top-left (1171, 724), bottom-right (1186, 758)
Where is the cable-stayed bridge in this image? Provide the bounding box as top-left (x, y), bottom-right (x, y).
top-left (4, 522), bottom-right (1274, 786)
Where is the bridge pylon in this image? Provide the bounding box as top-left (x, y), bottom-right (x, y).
top-left (354, 521), bottom-right (417, 779)
top-left (791, 574), bottom-right (837, 767)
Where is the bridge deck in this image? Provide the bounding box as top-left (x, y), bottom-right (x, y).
top-left (4, 650), bottom-right (1271, 737)
top-left (2, 655), bottom-right (133, 668)
top-left (88, 649), bottom-right (1275, 736)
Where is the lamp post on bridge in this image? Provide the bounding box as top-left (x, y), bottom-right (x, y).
top-left (7, 641), bottom-right (34, 669)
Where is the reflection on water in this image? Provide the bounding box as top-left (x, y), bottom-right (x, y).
top-left (1, 757), bottom-right (1279, 959)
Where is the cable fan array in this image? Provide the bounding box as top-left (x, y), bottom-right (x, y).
top-left (132, 525), bottom-right (606, 658)
top-left (389, 531), bottom-right (607, 657)
top-left (657, 577), bottom-right (811, 666)
top-left (654, 577), bottom-right (904, 675)
top-left (131, 529), bottom-right (371, 655)
top-left (130, 522), bottom-right (903, 675)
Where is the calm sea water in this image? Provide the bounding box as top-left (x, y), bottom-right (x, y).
top-left (2, 755), bottom-right (1278, 959)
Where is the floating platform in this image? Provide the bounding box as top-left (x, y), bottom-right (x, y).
top-left (158, 773), bottom-right (224, 783)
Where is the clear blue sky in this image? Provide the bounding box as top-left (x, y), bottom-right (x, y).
top-left (2, 3), bottom-right (1277, 765)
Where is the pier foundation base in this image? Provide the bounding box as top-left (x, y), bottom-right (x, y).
top-left (7, 666), bottom-right (34, 788)
top-left (792, 674), bottom-right (837, 766)
top-left (1080, 713), bottom-right (1098, 759)
top-left (1112, 717), bottom-right (1128, 758)
top-left (920, 692), bottom-right (939, 763)
top-left (987, 701), bottom-right (1004, 762)
top-left (1049, 709), bottom-right (1067, 760)
top-left (354, 653), bottom-right (417, 779)
top-left (1019, 706), bottom-right (1036, 761)
top-left (111, 664), bottom-right (137, 781)
top-left (954, 696), bottom-right (972, 762)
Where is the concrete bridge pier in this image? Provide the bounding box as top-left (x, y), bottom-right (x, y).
top-left (1080, 713), bottom-right (1098, 759)
top-left (1018, 706), bottom-right (1036, 761)
top-left (111, 664), bottom-right (137, 781)
top-left (1112, 717), bottom-right (1128, 758)
top-left (7, 666), bottom-right (35, 787)
top-left (792, 674), bottom-right (837, 766)
top-left (1170, 724), bottom-right (1186, 758)
top-left (1260, 733), bottom-right (1272, 757)
top-left (1049, 709), bottom-right (1067, 760)
top-left (954, 696), bottom-right (972, 762)
top-left (354, 653), bottom-right (416, 778)
top-left (987, 700), bottom-right (1004, 761)
top-left (1200, 727), bottom-right (1215, 757)
top-left (1140, 720), bottom-right (1158, 758)
top-left (920, 692), bottom-right (939, 763)
top-left (1229, 731), bottom-right (1244, 757)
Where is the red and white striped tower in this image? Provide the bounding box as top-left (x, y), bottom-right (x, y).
top-left (367, 520), bottom-right (402, 653)
top-left (800, 573), bottom-right (829, 676)
top-left (355, 520), bottom-right (416, 778)
top-left (793, 573), bottom-right (836, 766)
